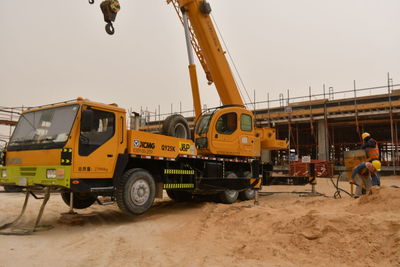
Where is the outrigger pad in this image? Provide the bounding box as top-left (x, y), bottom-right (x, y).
top-left (58, 213), bottom-right (86, 226)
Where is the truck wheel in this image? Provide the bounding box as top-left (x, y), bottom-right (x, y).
top-left (61, 191), bottom-right (97, 209)
top-left (162, 114), bottom-right (191, 139)
top-left (116, 168), bottom-right (155, 215)
top-left (239, 171), bottom-right (255, 200)
top-left (3, 185), bottom-right (23, 192)
top-left (166, 190), bottom-right (193, 202)
top-left (218, 172), bottom-right (239, 204)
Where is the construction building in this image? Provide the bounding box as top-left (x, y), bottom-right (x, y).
top-left (258, 84), bottom-right (400, 174)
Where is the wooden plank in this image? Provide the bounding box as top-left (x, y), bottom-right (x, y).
top-left (0, 119), bottom-right (17, 126)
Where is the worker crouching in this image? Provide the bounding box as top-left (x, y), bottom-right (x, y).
top-left (361, 132), bottom-right (381, 186)
top-left (351, 160), bottom-right (381, 198)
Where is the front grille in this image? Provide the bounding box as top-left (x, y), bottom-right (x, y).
top-left (19, 167), bottom-right (37, 177)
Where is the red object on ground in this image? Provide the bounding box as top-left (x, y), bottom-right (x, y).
top-left (289, 160), bottom-right (334, 177)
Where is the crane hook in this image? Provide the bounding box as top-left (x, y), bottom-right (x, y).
top-left (100, 0), bottom-right (120, 35)
top-left (105, 23), bottom-right (115, 35)
top-left (88, 0), bottom-right (94, 4)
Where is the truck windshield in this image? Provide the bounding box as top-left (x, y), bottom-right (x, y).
top-left (195, 114), bottom-right (212, 135)
top-left (8, 105), bottom-right (79, 151)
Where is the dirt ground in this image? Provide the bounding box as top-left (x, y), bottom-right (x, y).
top-left (0, 177), bottom-right (400, 267)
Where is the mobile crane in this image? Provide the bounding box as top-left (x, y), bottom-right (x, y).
top-left (0, 0), bottom-right (287, 223)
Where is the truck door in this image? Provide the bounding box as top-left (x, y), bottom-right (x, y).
top-left (208, 110), bottom-right (259, 157)
top-left (210, 112), bottom-right (240, 155)
top-left (238, 113), bottom-right (258, 156)
top-left (73, 107), bottom-right (118, 179)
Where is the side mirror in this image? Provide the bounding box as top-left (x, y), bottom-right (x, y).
top-left (0, 151), bottom-right (5, 166)
top-left (0, 140), bottom-right (7, 166)
top-left (81, 109), bottom-right (94, 132)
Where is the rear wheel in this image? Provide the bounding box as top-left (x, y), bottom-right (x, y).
top-left (166, 190), bottom-right (193, 202)
top-left (61, 191), bottom-right (97, 209)
top-left (116, 168), bottom-right (156, 215)
top-left (162, 114), bottom-right (191, 139)
top-left (218, 172), bottom-right (239, 204)
top-left (239, 171), bottom-right (256, 201)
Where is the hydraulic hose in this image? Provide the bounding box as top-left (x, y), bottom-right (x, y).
top-left (330, 173), bottom-right (352, 198)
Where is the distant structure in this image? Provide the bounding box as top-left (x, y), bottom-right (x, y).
top-left (0, 107), bottom-right (21, 143)
top-left (260, 88), bottom-right (400, 173)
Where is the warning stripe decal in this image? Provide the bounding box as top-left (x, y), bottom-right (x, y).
top-left (163, 184), bottom-right (195, 189)
top-left (164, 169), bottom-right (195, 175)
top-left (130, 154), bottom-right (248, 163)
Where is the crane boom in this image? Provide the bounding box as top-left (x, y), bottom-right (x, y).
top-left (171, 0), bottom-right (244, 106)
top-left (168, 0), bottom-right (213, 85)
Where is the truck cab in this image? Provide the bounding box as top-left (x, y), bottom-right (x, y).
top-left (0, 98), bottom-right (126, 189)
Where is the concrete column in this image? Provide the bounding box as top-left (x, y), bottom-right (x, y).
top-left (317, 120), bottom-right (328, 160)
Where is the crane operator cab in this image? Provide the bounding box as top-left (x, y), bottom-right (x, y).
top-left (194, 106), bottom-right (261, 157)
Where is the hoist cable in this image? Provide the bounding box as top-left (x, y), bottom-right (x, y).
top-left (210, 14), bottom-right (254, 109)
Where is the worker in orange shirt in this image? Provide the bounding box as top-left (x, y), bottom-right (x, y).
top-left (361, 132), bottom-right (380, 186)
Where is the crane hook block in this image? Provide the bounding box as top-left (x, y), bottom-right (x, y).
top-left (100, 0), bottom-right (120, 35)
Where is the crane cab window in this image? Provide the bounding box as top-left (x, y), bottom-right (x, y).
top-left (196, 114), bottom-right (211, 135)
top-left (216, 112), bottom-right (237, 135)
top-left (79, 109), bottom-right (115, 156)
top-left (240, 114), bottom-right (253, 131)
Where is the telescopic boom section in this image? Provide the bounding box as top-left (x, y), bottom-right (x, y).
top-left (173, 0), bottom-right (244, 106)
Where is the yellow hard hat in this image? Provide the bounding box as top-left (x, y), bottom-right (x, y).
top-left (372, 160), bottom-right (381, 171)
top-left (362, 132), bottom-right (370, 140)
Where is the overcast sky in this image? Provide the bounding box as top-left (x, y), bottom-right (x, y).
top-left (1, 0), bottom-right (400, 124)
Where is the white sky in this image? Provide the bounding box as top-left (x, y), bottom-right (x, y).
top-left (1, 0), bottom-right (400, 122)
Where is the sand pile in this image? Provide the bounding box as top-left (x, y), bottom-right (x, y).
top-left (0, 179), bottom-right (400, 266)
top-left (161, 185), bottom-right (400, 266)
top-left (357, 186), bottom-right (400, 210)
top-left (171, 195), bottom-right (400, 266)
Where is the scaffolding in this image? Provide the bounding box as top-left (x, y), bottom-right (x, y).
top-left (0, 107), bottom-right (22, 146)
top-left (267, 78), bottom-right (400, 174)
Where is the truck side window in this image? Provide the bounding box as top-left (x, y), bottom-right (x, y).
top-left (79, 109), bottom-right (115, 156)
top-left (240, 114), bottom-right (252, 131)
top-left (216, 112), bottom-right (237, 135)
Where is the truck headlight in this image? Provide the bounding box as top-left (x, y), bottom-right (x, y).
top-left (1, 169), bottom-right (6, 178)
top-left (47, 169), bottom-right (56, 179)
top-left (46, 169), bottom-right (65, 179)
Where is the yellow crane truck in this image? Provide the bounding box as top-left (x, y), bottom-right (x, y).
top-left (0, 0), bottom-right (287, 217)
